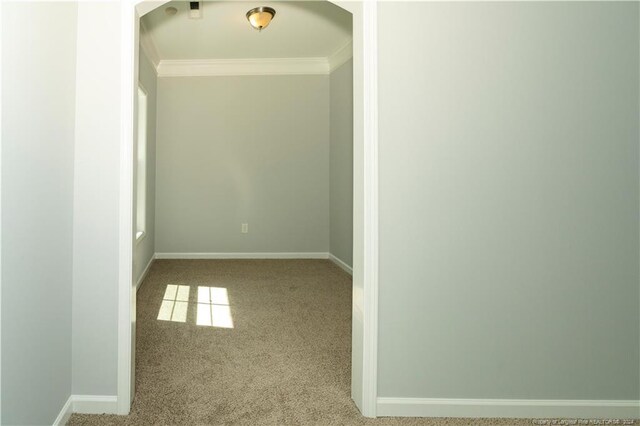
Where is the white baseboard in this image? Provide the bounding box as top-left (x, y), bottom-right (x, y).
top-left (72, 395), bottom-right (118, 415)
top-left (329, 253), bottom-right (353, 275)
top-left (53, 395), bottom-right (118, 424)
top-left (52, 396), bottom-right (73, 426)
top-left (136, 254), bottom-right (155, 292)
top-left (155, 252), bottom-right (330, 260)
top-left (376, 397), bottom-right (640, 419)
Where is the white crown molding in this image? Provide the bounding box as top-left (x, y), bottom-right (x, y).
top-left (155, 252), bottom-right (330, 259)
top-left (139, 19), bottom-right (161, 69)
top-left (329, 40), bottom-right (353, 73)
top-left (376, 398), bottom-right (640, 419)
top-left (157, 57), bottom-right (331, 77)
top-left (155, 41), bottom-right (354, 77)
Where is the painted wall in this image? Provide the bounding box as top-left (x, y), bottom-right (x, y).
top-left (155, 75), bottom-right (330, 255)
top-left (72, 1), bottom-right (121, 396)
top-left (133, 49), bottom-right (157, 285)
top-left (329, 59), bottom-right (354, 268)
top-left (377, 2), bottom-right (639, 400)
top-left (1, 2), bottom-right (77, 424)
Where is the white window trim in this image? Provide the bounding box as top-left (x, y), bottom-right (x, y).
top-left (135, 83), bottom-right (148, 242)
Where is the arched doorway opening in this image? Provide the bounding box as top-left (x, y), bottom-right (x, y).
top-left (116, 0), bottom-right (379, 417)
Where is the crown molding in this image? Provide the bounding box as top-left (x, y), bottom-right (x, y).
top-left (139, 20), bottom-right (161, 69)
top-left (146, 32), bottom-right (353, 77)
top-left (328, 40), bottom-right (353, 73)
top-left (157, 57), bottom-right (332, 77)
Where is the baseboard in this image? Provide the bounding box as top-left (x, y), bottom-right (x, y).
top-left (53, 395), bottom-right (118, 424)
top-left (72, 395), bottom-right (118, 414)
top-left (136, 254), bottom-right (155, 292)
top-left (155, 252), bottom-right (330, 260)
top-left (52, 396), bottom-right (73, 426)
top-left (329, 253), bottom-right (352, 275)
top-left (376, 397), bottom-right (640, 419)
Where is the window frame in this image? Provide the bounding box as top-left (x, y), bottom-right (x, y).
top-left (135, 83), bottom-right (148, 244)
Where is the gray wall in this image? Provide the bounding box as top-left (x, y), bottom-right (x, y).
top-left (377, 2), bottom-right (640, 400)
top-left (155, 75), bottom-right (330, 254)
top-left (134, 49), bottom-right (157, 284)
top-left (330, 60), bottom-right (354, 267)
top-left (72, 1), bottom-right (121, 396)
top-left (1, 2), bottom-right (77, 423)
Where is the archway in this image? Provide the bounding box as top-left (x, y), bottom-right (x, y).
top-left (116, 0), bottom-right (379, 417)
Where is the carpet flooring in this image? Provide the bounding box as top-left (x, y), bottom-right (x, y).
top-left (69, 260), bottom-right (637, 426)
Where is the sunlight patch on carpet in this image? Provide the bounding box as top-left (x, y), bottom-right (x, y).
top-left (197, 286), bottom-right (234, 328)
top-left (157, 284), bottom-right (234, 327)
top-left (157, 284), bottom-right (190, 322)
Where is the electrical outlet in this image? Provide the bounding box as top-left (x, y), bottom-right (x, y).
top-left (241, 223), bottom-right (248, 233)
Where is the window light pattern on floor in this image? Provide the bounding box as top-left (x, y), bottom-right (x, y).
top-left (197, 286), bottom-right (234, 328)
top-left (157, 284), bottom-right (190, 322)
top-left (156, 285), bottom-right (234, 328)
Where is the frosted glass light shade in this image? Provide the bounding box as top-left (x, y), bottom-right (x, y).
top-left (246, 7), bottom-right (276, 31)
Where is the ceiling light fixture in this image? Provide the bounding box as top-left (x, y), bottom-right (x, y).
top-left (246, 6), bottom-right (276, 32)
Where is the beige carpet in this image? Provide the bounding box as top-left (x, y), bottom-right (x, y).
top-left (69, 260), bottom-right (637, 426)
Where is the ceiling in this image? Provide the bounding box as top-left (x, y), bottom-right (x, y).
top-left (141, 1), bottom-right (352, 61)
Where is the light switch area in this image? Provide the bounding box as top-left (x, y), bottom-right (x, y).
top-left (241, 223), bottom-right (249, 233)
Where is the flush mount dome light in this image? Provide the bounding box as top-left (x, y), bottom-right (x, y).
top-left (246, 6), bottom-right (276, 32)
